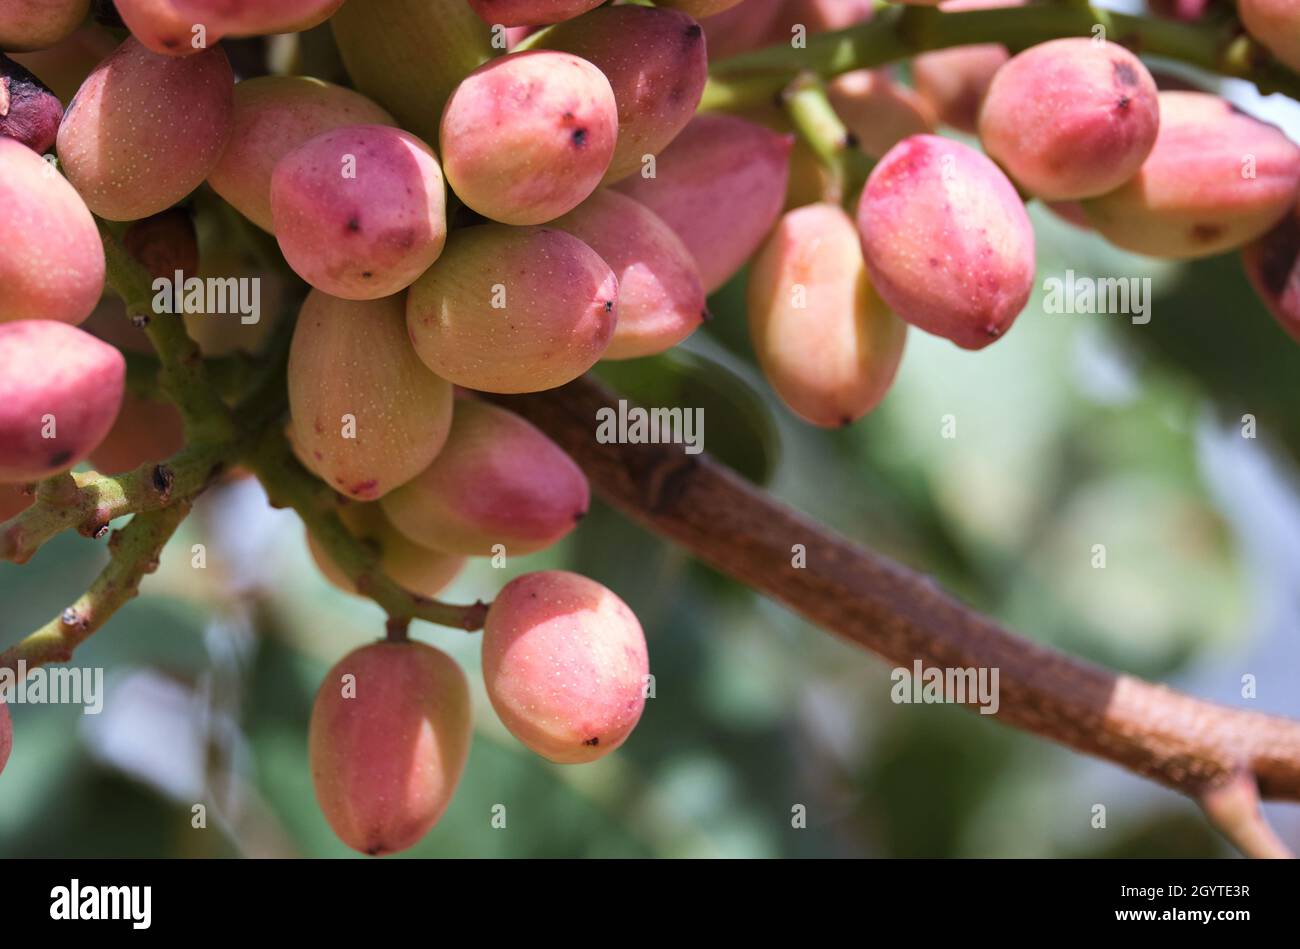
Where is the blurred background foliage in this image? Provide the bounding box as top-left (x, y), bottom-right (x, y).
top-left (4, 35), bottom-right (1300, 861)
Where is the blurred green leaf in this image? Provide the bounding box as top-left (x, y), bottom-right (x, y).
top-left (595, 339), bottom-right (780, 485)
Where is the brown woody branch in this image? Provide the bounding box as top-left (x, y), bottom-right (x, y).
top-left (493, 376), bottom-right (1300, 852)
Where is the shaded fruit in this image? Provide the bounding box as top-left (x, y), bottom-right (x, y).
top-left (9, 24), bottom-right (118, 104)
top-left (1149, 0), bottom-right (1214, 18)
top-left (439, 51), bottom-right (617, 224)
top-left (0, 52), bottom-right (63, 152)
top-left (271, 124), bottom-right (447, 299)
top-left (978, 38), bottom-right (1159, 200)
top-left (856, 134), bottom-right (1036, 349)
top-left (307, 502), bottom-right (465, 599)
top-left (381, 400), bottom-right (589, 557)
top-left (115, 0), bottom-right (345, 56)
top-left (331, 0), bottom-right (493, 143)
top-left (0, 0), bottom-right (89, 52)
top-left (615, 113), bottom-right (792, 293)
top-left (1082, 92), bottom-right (1300, 259)
top-left (81, 298), bottom-right (153, 355)
top-left (56, 36), bottom-right (234, 221)
top-left (827, 68), bottom-right (937, 161)
top-left (0, 320), bottom-right (125, 481)
top-left (911, 0), bottom-right (1026, 133)
top-left (88, 392), bottom-right (185, 474)
top-left (700, 0), bottom-right (783, 61)
top-left (531, 5), bottom-right (708, 184)
top-left (208, 76), bottom-right (395, 233)
top-left (767, 0), bottom-right (876, 38)
top-left (749, 203), bottom-right (907, 426)
top-left (122, 208), bottom-right (199, 283)
top-left (113, 0), bottom-right (220, 55)
top-left (183, 221), bottom-right (290, 357)
top-left (1239, 0), bottom-right (1300, 73)
top-left (655, 0), bottom-right (743, 16)
top-left (1241, 199), bottom-right (1300, 343)
top-left (218, 0), bottom-right (346, 34)
top-left (783, 135), bottom-right (839, 210)
top-left (1044, 199), bottom-right (1094, 232)
top-left (552, 189), bottom-right (706, 359)
top-left (466, 0), bottom-right (604, 27)
top-left (0, 482), bottom-right (31, 522)
top-left (734, 100), bottom-right (839, 210)
top-left (0, 136), bottom-right (103, 326)
top-left (482, 570), bottom-right (648, 764)
top-left (288, 290), bottom-right (454, 501)
top-left (309, 640), bottom-right (471, 855)
top-left (405, 224), bottom-right (617, 393)
top-left (0, 700), bottom-right (9, 778)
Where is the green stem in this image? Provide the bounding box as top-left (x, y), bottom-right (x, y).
top-left (0, 442), bottom-right (229, 564)
top-left (784, 74), bottom-right (850, 193)
top-left (702, 3), bottom-right (1299, 111)
top-left (98, 220), bottom-right (238, 444)
top-left (0, 501), bottom-right (192, 672)
top-left (123, 348), bottom-right (262, 403)
top-left (243, 426), bottom-right (489, 632)
top-left (783, 75), bottom-right (877, 209)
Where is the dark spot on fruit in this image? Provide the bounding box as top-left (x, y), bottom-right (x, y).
top-left (1252, 211), bottom-right (1300, 297)
top-left (1113, 61), bottom-right (1138, 87)
top-left (1115, 95), bottom-right (1130, 112)
top-left (48, 450), bottom-right (72, 467)
top-left (572, 127), bottom-right (588, 148)
top-left (840, 416), bottom-right (853, 428)
top-left (928, 257), bottom-right (940, 268)
top-left (361, 271), bottom-right (373, 278)
top-left (684, 24), bottom-right (703, 42)
top-left (573, 508), bottom-right (587, 522)
top-left (162, 38), bottom-right (179, 49)
top-left (583, 736), bottom-right (600, 746)
top-left (346, 216), bottom-right (361, 233)
top-left (603, 299), bottom-right (614, 312)
top-left (1191, 223), bottom-right (1224, 244)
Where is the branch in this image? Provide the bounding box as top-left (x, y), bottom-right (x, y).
top-left (493, 377), bottom-right (1300, 817)
top-left (1200, 772), bottom-right (1294, 858)
top-left (0, 225), bottom-right (273, 663)
top-left (0, 501), bottom-right (191, 672)
top-left (98, 220), bottom-right (238, 443)
top-left (702, 3), bottom-right (1300, 111)
top-left (0, 443), bottom-right (228, 564)
top-left (242, 425), bottom-right (489, 632)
